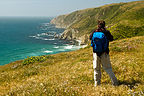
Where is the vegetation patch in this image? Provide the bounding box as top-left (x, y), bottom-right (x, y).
top-left (22, 55), bottom-right (54, 65)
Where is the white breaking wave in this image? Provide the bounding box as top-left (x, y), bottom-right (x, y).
top-left (35, 37), bottom-right (41, 39)
top-left (29, 31), bottom-right (57, 40)
top-left (37, 34), bottom-right (41, 36)
top-left (54, 46), bottom-right (59, 48)
top-left (29, 36), bottom-right (36, 38)
top-left (41, 38), bottom-right (55, 41)
top-left (29, 35), bottom-right (55, 41)
top-left (37, 33), bottom-right (48, 36)
top-left (44, 50), bottom-right (53, 53)
top-left (47, 35), bottom-right (54, 36)
top-left (42, 38), bottom-right (49, 40)
top-left (63, 44), bottom-right (87, 50)
top-left (64, 45), bottom-right (73, 49)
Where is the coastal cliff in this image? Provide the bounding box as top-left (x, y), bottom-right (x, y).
top-left (51, 1), bottom-right (144, 45)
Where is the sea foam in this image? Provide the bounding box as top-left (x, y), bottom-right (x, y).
top-left (54, 46), bottom-right (59, 48)
top-left (64, 45), bottom-right (73, 49)
top-left (44, 50), bottom-right (53, 53)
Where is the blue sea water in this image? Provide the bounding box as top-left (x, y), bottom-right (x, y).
top-left (0, 17), bottom-right (81, 65)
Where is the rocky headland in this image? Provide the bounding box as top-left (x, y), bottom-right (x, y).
top-left (51, 1), bottom-right (144, 45)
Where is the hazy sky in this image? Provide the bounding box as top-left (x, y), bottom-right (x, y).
top-left (0, 0), bottom-right (138, 17)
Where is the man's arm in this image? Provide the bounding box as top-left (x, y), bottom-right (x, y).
top-left (105, 30), bottom-right (113, 41)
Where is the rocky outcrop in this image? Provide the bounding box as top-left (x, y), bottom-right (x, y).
top-left (60, 28), bottom-right (78, 40)
top-left (51, 16), bottom-right (89, 45)
top-left (59, 28), bottom-right (89, 45)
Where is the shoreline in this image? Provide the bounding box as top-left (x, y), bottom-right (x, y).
top-left (0, 18), bottom-right (88, 66)
top-left (0, 40), bottom-right (87, 66)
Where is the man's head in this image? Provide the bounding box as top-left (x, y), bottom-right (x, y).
top-left (97, 20), bottom-right (105, 29)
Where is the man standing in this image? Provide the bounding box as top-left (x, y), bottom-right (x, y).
top-left (90, 20), bottom-right (118, 86)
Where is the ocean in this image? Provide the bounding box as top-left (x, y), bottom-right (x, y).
top-left (0, 17), bottom-right (82, 65)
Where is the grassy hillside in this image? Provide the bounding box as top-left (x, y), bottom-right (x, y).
top-left (0, 36), bottom-right (144, 95)
top-left (51, 1), bottom-right (144, 41)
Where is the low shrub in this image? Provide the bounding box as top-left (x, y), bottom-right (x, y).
top-left (22, 55), bottom-right (53, 65)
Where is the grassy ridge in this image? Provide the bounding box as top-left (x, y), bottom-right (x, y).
top-left (0, 36), bottom-right (144, 95)
top-left (51, 1), bottom-right (144, 41)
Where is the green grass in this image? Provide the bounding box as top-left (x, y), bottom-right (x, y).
top-left (0, 36), bottom-right (144, 95)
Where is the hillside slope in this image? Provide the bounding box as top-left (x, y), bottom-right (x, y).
top-left (0, 36), bottom-right (144, 95)
top-left (51, 1), bottom-right (144, 44)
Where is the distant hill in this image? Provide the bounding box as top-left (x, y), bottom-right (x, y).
top-left (51, 1), bottom-right (144, 44)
